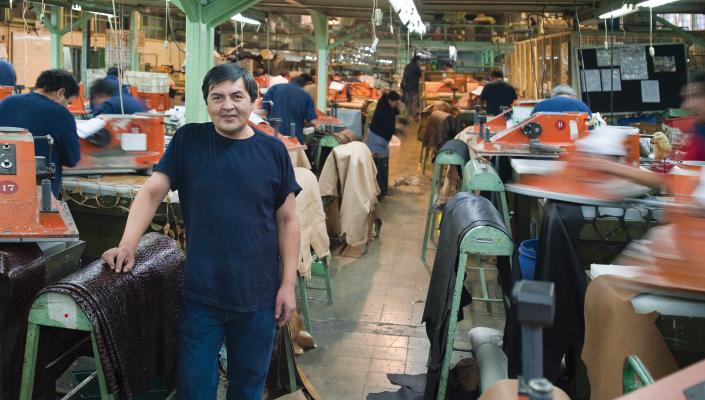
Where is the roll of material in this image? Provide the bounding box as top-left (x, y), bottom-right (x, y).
top-left (39, 233), bottom-right (185, 398)
top-left (469, 327), bottom-right (508, 393)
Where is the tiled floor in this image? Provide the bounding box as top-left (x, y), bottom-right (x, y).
top-left (298, 127), bottom-right (505, 399)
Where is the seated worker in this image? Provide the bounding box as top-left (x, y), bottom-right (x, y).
top-left (263, 73), bottom-right (316, 144)
top-left (90, 78), bottom-right (146, 116)
top-left (532, 84), bottom-right (591, 116)
top-left (0, 69), bottom-right (80, 198)
top-left (479, 69), bottom-right (517, 116)
top-left (0, 59), bottom-right (16, 87)
top-left (105, 66), bottom-right (132, 96)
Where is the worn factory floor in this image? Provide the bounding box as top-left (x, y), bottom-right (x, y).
top-left (295, 126), bottom-right (506, 400)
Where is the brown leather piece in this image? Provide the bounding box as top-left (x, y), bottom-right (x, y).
top-left (39, 232), bottom-right (185, 398)
top-left (582, 276), bottom-right (678, 400)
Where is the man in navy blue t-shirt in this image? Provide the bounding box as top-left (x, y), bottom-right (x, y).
top-left (532, 84), bottom-right (592, 116)
top-left (262, 74), bottom-right (317, 144)
top-left (0, 69), bottom-right (80, 197)
top-left (102, 63), bottom-right (301, 400)
top-left (0, 60), bottom-right (16, 87)
top-left (89, 78), bottom-right (146, 116)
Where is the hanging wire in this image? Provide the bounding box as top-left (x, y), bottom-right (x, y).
top-left (574, 0), bottom-right (591, 108)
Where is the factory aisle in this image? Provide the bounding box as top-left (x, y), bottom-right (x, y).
top-left (297, 125), bottom-right (505, 399)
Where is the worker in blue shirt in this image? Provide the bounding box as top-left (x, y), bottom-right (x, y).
top-left (90, 78), bottom-right (146, 116)
top-left (105, 66), bottom-right (132, 96)
top-left (0, 69), bottom-right (80, 198)
top-left (102, 63), bottom-right (301, 400)
top-left (0, 60), bottom-right (16, 87)
top-left (532, 84), bottom-right (592, 116)
top-left (262, 73), bottom-right (317, 143)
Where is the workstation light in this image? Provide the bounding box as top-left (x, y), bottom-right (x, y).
top-left (598, 0), bottom-right (679, 19)
top-left (231, 13), bottom-right (261, 26)
top-left (636, 0), bottom-right (679, 7)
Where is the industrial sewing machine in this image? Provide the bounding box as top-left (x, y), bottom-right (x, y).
top-left (66, 114), bottom-right (165, 175)
top-left (0, 127), bottom-right (84, 398)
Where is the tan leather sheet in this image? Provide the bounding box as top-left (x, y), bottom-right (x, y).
top-left (294, 167), bottom-right (330, 278)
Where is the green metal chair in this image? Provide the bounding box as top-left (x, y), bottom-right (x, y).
top-left (314, 135), bottom-right (340, 171)
top-left (437, 224), bottom-right (514, 400)
top-left (20, 292), bottom-right (117, 400)
top-left (421, 148), bottom-right (467, 262)
top-left (297, 256), bottom-right (333, 334)
top-left (461, 159), bottom-right (512, 311)
top-left (623, 355), bottom-right (654, 394)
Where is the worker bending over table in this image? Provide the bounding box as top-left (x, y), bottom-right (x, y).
top-left (102, 63), bottom-right (301, 400)
top-left (90, 78), bottom-right (147, 116)
top-left (531, 84), bottom-right (591, 115)
top-left (0, 69), bottom-right (80, 198)
top-left (263, 73), bottom-right (317, 144)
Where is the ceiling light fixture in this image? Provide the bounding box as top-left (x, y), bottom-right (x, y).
top-left (598, 4), bottom-right (636, 19)
top-left (231, 13), bottom-right (260, 26)
top-left (636, 0), bottom-right (678, 7)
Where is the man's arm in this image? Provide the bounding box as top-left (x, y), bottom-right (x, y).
top-left (274, 192), bottom-right (300, 326)
top-left (102, 172), bottom-right (171, 272)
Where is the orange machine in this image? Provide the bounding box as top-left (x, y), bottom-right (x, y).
top-left (0, 127), bottom-right (78, 241)
top-left (471, 112), bottom-right (591, 156)
top-left (248, 120), bottom-right (306, 152)
top-left (0, 86), bottom-right (14, 100)
top-left (67, 84), bottom-right (87, 116)
top-left (67, 114), bottom-right (165, 174)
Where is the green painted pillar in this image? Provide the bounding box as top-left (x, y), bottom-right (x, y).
top-left (172, 0), bottom-right (260, 123)
top-left (129, 10), bottom-right (141, 71)
top-left (81, 15), bottom-right (89, 90)
top-left (49, 6), bottom-right (64, 69)
top-left (311, 11), bottom-right (328, 112)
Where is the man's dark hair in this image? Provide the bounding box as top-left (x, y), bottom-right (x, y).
top-left (490, 70), bottom-right (504, 79)
top-left (35, 69), bottom-right (79, 98)
top-left (106, 66), bottom-right (119, 77)
top-left (293, 73), bottom-right (313, 87)
top-left (89, 78), bottom-right (116, 99)
top-left (201, 63), bottom-right (258, 103)
top-left (411, 55), bottom-right (421, 63)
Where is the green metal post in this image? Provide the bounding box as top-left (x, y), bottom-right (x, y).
top-left (19, 324), bottom-right (40, 400)
top-left (422, 162), bottom-right (441, 262)
top-left (437, 257), bottom-right (467, 400)
top-left (49, 6), bottom-right (64, 69)
top-left (81, 15), bottom-right (89, 88)
top-left (312, 11), bottom-right (328, 112)
top-left (129, 10), bottom-right (141, 71)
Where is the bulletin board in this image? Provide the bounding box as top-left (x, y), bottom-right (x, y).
top-left (577, 43), bottom-right (687, 113)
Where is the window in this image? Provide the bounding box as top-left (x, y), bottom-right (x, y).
top-left (659, 14), bottom-right (705, 31)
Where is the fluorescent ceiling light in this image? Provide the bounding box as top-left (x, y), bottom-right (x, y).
top-left (599, 4), bottom-right (636, 19)
top-left (91, 11), bottom-right (116, 18)
top-left (231, 13), bottom-right (260, 25)
top-left (636, 0), bottom-right (678, 7)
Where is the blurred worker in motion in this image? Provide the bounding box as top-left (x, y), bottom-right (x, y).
top-left (263, 73), bottom-right (317, 144)
top-left (366, 90), bottom-right (402, 197)
top-left (681, 73), bottom-right (705, 161)
top-left (402, 55), bottom-right (422, 121)
top-left (90, 78), bottom-right (146, 116)
top-left (0, 69), bottom-right (80, 198)
top-left (0, 59), bottom-right (16, 87)
top-left (105, 66), bottom-right (133, 97)
top-left (532, 84), bottom-right (591, 116)
top-left (479, 70), bottom-right (517, 116)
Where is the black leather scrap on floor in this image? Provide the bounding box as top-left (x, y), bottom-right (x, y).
top-left (366, 373), bottom-right (477, 400)
top-left (422, 193), bottom-right (510, 400)
top-left (38, 233), bottom-right (185, 399)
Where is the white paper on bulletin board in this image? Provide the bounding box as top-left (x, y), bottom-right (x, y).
top-left (581, 69), bottom-right (602, 92)
top-left (641, 80), bottom-right (660, 103)
top-left (619, 47), bottom-right (649, 80)
top-left (601, 68), bottom-right (621, 92)
top-left (596, 49), bottom-right (621, 67)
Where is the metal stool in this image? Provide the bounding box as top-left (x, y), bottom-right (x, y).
top-left (314, 135), bottom-right (339, 171)
top-left (437, 224), bottom-right (514, 400)
top-left (623, 355), bottom-right (654, 394)
top-left (297, 256), bottom-right (333, 334)
top-left (421, 148), bottom-right (467, 262)
top-left (462, 159), bottom-right (512, 309)
top-left (20, 292), bottom-right (118, 400)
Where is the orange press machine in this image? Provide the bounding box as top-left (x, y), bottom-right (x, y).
top-left (66, 114), bottom-right (165, 175)
top-left (0, 127), bottom-right (84, 399)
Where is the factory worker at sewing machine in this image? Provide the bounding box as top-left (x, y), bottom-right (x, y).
top-left (531, 84), bottom-right (591, 116)
top-left (90, 78), bottom-right (146, 117)
top-left (263, 73), bottom-right (317, 144)
top-left (0, 69), bottom-right (80, 198)
top-left (102, 63), bottom-right (301, 400)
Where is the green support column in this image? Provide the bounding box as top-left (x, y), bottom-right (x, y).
top-left (46, 6), bottom-right (64, 69)
top-left (311, 11), bottom-right (328, 112)
top-left (129, 10), bottom-right (141, 71)
top-left (172, 0), bottom-right (260, 123)
top-left (81, 15), bottom-right (89, 89)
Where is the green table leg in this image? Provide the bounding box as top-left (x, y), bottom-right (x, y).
top-left (437, 257), bottom-right (467, 400)
top-left (297, 275), bottom-right (312, 333)
top-left (19, 323), bottom-right (40, 400)
top-left (422, 163), bottom-right (441, 262)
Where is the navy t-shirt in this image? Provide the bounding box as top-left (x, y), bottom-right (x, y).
top-left (532, 96), bottom-right (592, 116)
top-left (154, 123), bottom-right (301, 311)
top-left (263, 83), bottom-right (316, 143)
top-left (93, 94), bottom-right (146, 117)
top-left (479, 80), bottom-right (518, 116)
top-left (0, 61), bottom-right (16, 87)
top-left (0, 92), bottom-right (80, 197)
